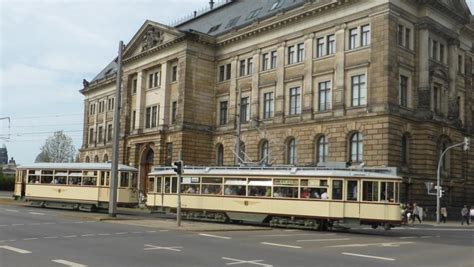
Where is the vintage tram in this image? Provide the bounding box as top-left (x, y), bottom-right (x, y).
top-left (14, 163), bottom-right (138, 211)
top-left (147, 166), bottom-right (402, 230)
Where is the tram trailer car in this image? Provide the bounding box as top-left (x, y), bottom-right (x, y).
top-left (147, 166), bottom-right (403, 230)
top-left (14, 163), bottom-right (138, 211)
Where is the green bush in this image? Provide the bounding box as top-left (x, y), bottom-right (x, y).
top-left (0, 171), bottom-right (15, 191)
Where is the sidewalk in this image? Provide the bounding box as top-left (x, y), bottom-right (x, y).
top-left (402, 220), bottom-right (474, 228)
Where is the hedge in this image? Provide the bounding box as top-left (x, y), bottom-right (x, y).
top-left (0, 172), bottom-right (14, 191)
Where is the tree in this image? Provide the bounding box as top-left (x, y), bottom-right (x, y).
top-left (37, 131), bottom-right (76, 163)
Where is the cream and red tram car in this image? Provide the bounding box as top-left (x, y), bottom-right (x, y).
top-left (14, 163), bottom-right (138, 211)
top-left (147, 166), bottom-right (402, 229)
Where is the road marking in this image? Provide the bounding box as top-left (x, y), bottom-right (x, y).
top-left (29, 212), bottom-right (45, 215)
top-left (81, 234), bottom-right (95, 237)
top-left (52, 259), bottom-right (87, 267)
top-left (0, 225), bottom-right (7, 227)
top-left (98, 233), bottom-right (111, 236)
top-left (44, 236), bottom-right (58, 239)
top-left (8, 239), bottom-right (17, 242)
top-left (63, 235), bottom-right (77, 238)
top-left (43, 222), bottom-right (56, 225)
top-left (115, 232), bottom-right (128, 235)
top-left (399, 236), bottom-right (417, 239)
top-left (5, 209), bottom-right (18, 212)
top-left (132, 231), bottom-right (142, 234)
top-left (297, 238), bottom-right (350, 242)
top-left (73, 221), bottom-right (84, 224)
top-left (143, 244), bottom-right (182, 252)
top-left (260, 233), bottom-right (336, 237)
top-left (146, 230), bottom-right (157, 233)
top-left (12, 224), bottom-right (24, 226)
top-left (342, 252), bottom-right (395, 261)
top-left (283, 229), bottom-right (299, 232)
top-left (261, 242), bottom-right (301, 249)
top-left (159, 230), bottom-right (169, 232)
top-left (222, 257), bottom-right (273, 267)
top-left (198, 233), bottom-right (231, 240)
top-left (29, 223), bottom-right (41, 226)
top-left (0, 245), bottom-right (32, 254)
top-left (328, 241), bottom-right (414, 248)
top-left (22, 238), bottom-right (38, 241)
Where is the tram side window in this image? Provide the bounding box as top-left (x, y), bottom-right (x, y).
top-left (68, 177), bottom-right (82, 185)
top-left (362, 181), bottom-right (379, 201)
top-left (273, 179), bottom-right (298, 198)
top-left (105, 172), bottom-right (110, 186)
top-left (42, 171), bottom-right (54, 184)
top-left (181, 177), bottom-right (200, 194)
top-left (83, 177), bottom-right (97, 186)
top-left (28, 175), bottom-right (39, 184)
top-left (120, 172), bottom-right (129, 188)
top-left (164, 177), bottom-right (171, 193)
top-left (100, 171), bottom-right (106, 186)
top-left (201, 177), bottom-right (222, 195)
top-left (247, 179), bottom-right (272, 197)
top-left (381, 182), bottom-right (395, 202)
top-left (347, 180), bottom-right (358, 200)
top-left (55, 176), bottom-right (67, 184)
top-left (332, 180), bottom-right (343, 200)
top-left (224, 178), bottom-right (246, 196)
top-left (148, 177), bottom-right (155, 193)
top-left (300, 179), bottom-right (327, 199)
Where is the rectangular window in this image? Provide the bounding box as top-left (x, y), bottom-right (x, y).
top-left (171, 66), bottom-right (177, 82)
top-left (132, 110), bottom-right (136, 130)
top-left (433, 85), bottom-right (440, 113)
top-left (289, 87), bottom-right (301, 115)
top-left (107, 124), bottom-right (112, 142)
top-left (149, 73), bottom-right (153, 88)
top-left (458, 55), bottom-right (463, 73)
top-left (132, 79), bottom-right (137, 94)
top-left (351, 74), bottom-right (366, 106)
top-left (432, 40), bottom-right (438, 60)
top-left (89, 128), bottom-right (94, 144)
top-left (239, 60), bottom-right (246, 76)
top-left (400, 75), bottom-right (408, 107)
top-left (398, 25), bottom-right (404, 46)
top-left (262, 53), bottom-right (269, 71)
top-left (219, 65), bottom-right (225, 81)
top-left (349, 28), bottom-right (358, 49)
top-left (362, 181), bottom-right (379, 201)
top-left (219, 101), bottom-right (228, 125)
top-left (347, 180), bottom-right (358, 201)
top-left (361, 24), bottom-right (370, 46)
top-left (247, 58), bottom-right (253, 75)
top-left (240, 97), bottom-right (249, 123)
top-left (263, 92), bottom-right (274, 119)
top-left (316, 37), bottom-right (325, 57)
top-left (318, 81), bottom-right (331, 111)
top-left (98, 126), bottom-right (103, 143)
top-left (90, 103), bottom-right (95, 115)
top-left (405, 28), bottom-right (410, 48)
top-left (151, 106), bottom-right (157, 128)
top-left (145, 107), bottom-right (151, 128)
top-left (172, 101), bottom-right (177, 124)
top-left (440, 44), bottom-right (445, 63)
top-left (153, 72), bottom-right (160, 87)
top-left (332, 180), bottom-right (343, 200)
top-left (226, 63), bottom-right (231, 80)
top-left (296, 43), bottom-right (304, 62)
top-left (288, 45), bottom-right (295, 64)
top-left (327, 34), bottom-right (335, 55)
top-left (270, 51), bottom-right (277, 69)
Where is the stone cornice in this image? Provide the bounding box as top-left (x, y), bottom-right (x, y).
top-left (416, 0), bottom-right (470, 25)
top-left (215, 0), bottom-right (350, 47)
top-left (416, 17), bottom-right (459, 40)
top-left (79, 75), bottom-right (116, 95)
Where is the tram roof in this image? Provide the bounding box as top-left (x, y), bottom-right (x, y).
top-left (149, 166), bottom-right (401, 179)
top-left (16, 163), bottom-right (137, 172)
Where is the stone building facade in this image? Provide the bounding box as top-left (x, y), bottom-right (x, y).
top-left (79, 0), bottom-right (474, 210)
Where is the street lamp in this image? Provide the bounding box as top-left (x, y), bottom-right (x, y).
top-left (436, 137), bottom-right (470, 224)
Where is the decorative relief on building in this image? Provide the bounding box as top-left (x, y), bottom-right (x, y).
top-left (141, 27), bottom-right (164, 51)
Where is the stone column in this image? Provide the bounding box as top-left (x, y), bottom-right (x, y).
top-left (228, 57), bottom-right (238, 127)
top-left (135, 70), bottom-right (146, 130)
top-left (160, 62), bottom-right (170, 126)
top-left (417, 26), bottom-right (431, 111)
top-left (302, 33), bottom-right (314, 120)
top-left (333, 24), bottom-right (346, 116)
top-left (251, 50), bottom-right (260, 122)
top-left (447, 39), bottom-right (459, 120)
top-left (274, 42), bottom-right (286, 123)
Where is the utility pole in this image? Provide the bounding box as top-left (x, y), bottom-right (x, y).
top-left (109, 41), bottom-right (124, 217)
top-left (235, 87), bottom-right (242, 166)
top-left (436, 137), bottom-right (470, 224)
top-left (173, 149), bottom-right (183, 226)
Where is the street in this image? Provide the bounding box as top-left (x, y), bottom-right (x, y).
top-left (0, 202), bottom-right (473, 267)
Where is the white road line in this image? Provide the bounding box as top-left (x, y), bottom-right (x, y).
top-left (115, 232), bottom-right (128, 235)
top-left (399, 236), bottom-right (417, 239)
top-left (328, 241), bottom-right (414, 248)
top-left (0, 225), bottom-right (7, 227)
top-left (22, 238), bottom-right (38, 241)
top-left (260, 233), bottom-right (337, 237)
top-left (43, 222), bottom-right (56, 225)
top-left (159, 230), bottom-right (169, 232)
top-left (73, 221), bottom-right (84, 224)
top-left (283, 229), bottom-right (299, 232)
top-left (29, 223), bottom-right (41, 226)
top-left (98, 233), bottom-right (111, 236)
top-left (420, 236), bottom-right (432, 239)
top-left (52, 259), bottom-right (87, 267)
top-left (132, 231), bottom-right (142, 234)
top-left (63, 235), bottom-right (77, 238)
top-left (146, 230), bottom-right (157, 233)
top-left (12, 224), bottom-right (24, 226)
top-left (261, 242), bottom-right (301, 249)
top-left (5, 209), bottom-right (18, 212)
top-left (297, 238), bottom-right (350, 242)
top-left (222, 257), bottom-right (273, 267)
top-left (342, 252), bottom-right (395, 261)
top-left (198, 233), bottom-right (231, 240)
top-left (0, 245), bottom-right (32, 254)
top-left (44, 236), bottom-right (59, 239)
top-left (8, 239), bottom-right (17, 242)
top-left (143, 244), bottom-right (182, 252)
top-left (81, 234), bottom-right (95, 237)
top-left (29, 212), bottom-right (45, 215)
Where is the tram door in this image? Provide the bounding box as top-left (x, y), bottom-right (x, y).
top-left (20, 170), bottom-right (26, 198)
top-left (345, 180), bottom-right (360, 218)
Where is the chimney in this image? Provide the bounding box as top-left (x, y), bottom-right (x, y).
top-left (209, 0), bottom-right (215, 9)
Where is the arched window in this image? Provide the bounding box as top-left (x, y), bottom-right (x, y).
top-left (259, 139), bottom-right (269, 165)
top-left (216, 144), bottom-right (224, 166)
top-left (316, 135), bottom-right (328, 164)
top-left (401, 135), bottom-right (408, 165)
top-left (94, 155), bottom-right (99, 163)
top-left (350, 132), bottom-right (363, 163)
top-left (85, 156), bottom-right (90, 163)
top-left (103, 154), bottom-right (108, 163)
top-left (287, 138), bottom-right (296, 165)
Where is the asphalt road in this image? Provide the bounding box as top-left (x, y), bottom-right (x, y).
top-left (0, 203), bottom-right (473, 267)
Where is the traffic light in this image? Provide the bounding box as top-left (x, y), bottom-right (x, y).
top-left (439, 188), bottom-right (445, 198)
top-left (172, 161), bottom-right (183, 175)
top-left (463, 137), bottom-right (470, 151)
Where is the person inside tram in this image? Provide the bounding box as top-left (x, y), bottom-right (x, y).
top-left (224, 186), bottom-right (235, 195)
top-left (301, 188), bottom-right (310, 198)
top-left (321, 190), bottom-right (328, 200)
top-left (265, 187), bottom-right (271, 197)
top-left (311, 189), bottom-right (320, 199)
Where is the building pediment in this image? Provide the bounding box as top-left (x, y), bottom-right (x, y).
top-left (123, 20), bottom-right (185, 60)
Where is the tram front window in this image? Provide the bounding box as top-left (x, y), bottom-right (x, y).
top-left (148, 177), bottom-right (155, 193)
top-left (120, 172), bottom-right (129, 188)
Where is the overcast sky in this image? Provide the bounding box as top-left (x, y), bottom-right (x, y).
top-left (1, 0), bottom-right (473, 164)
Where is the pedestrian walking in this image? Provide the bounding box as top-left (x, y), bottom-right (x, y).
top-left (411, 203), bottom-right (422, 223)
top-left (461, 205), bottom-right (470, 225)
top-left (440, 207), bottom-right (447, 223)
